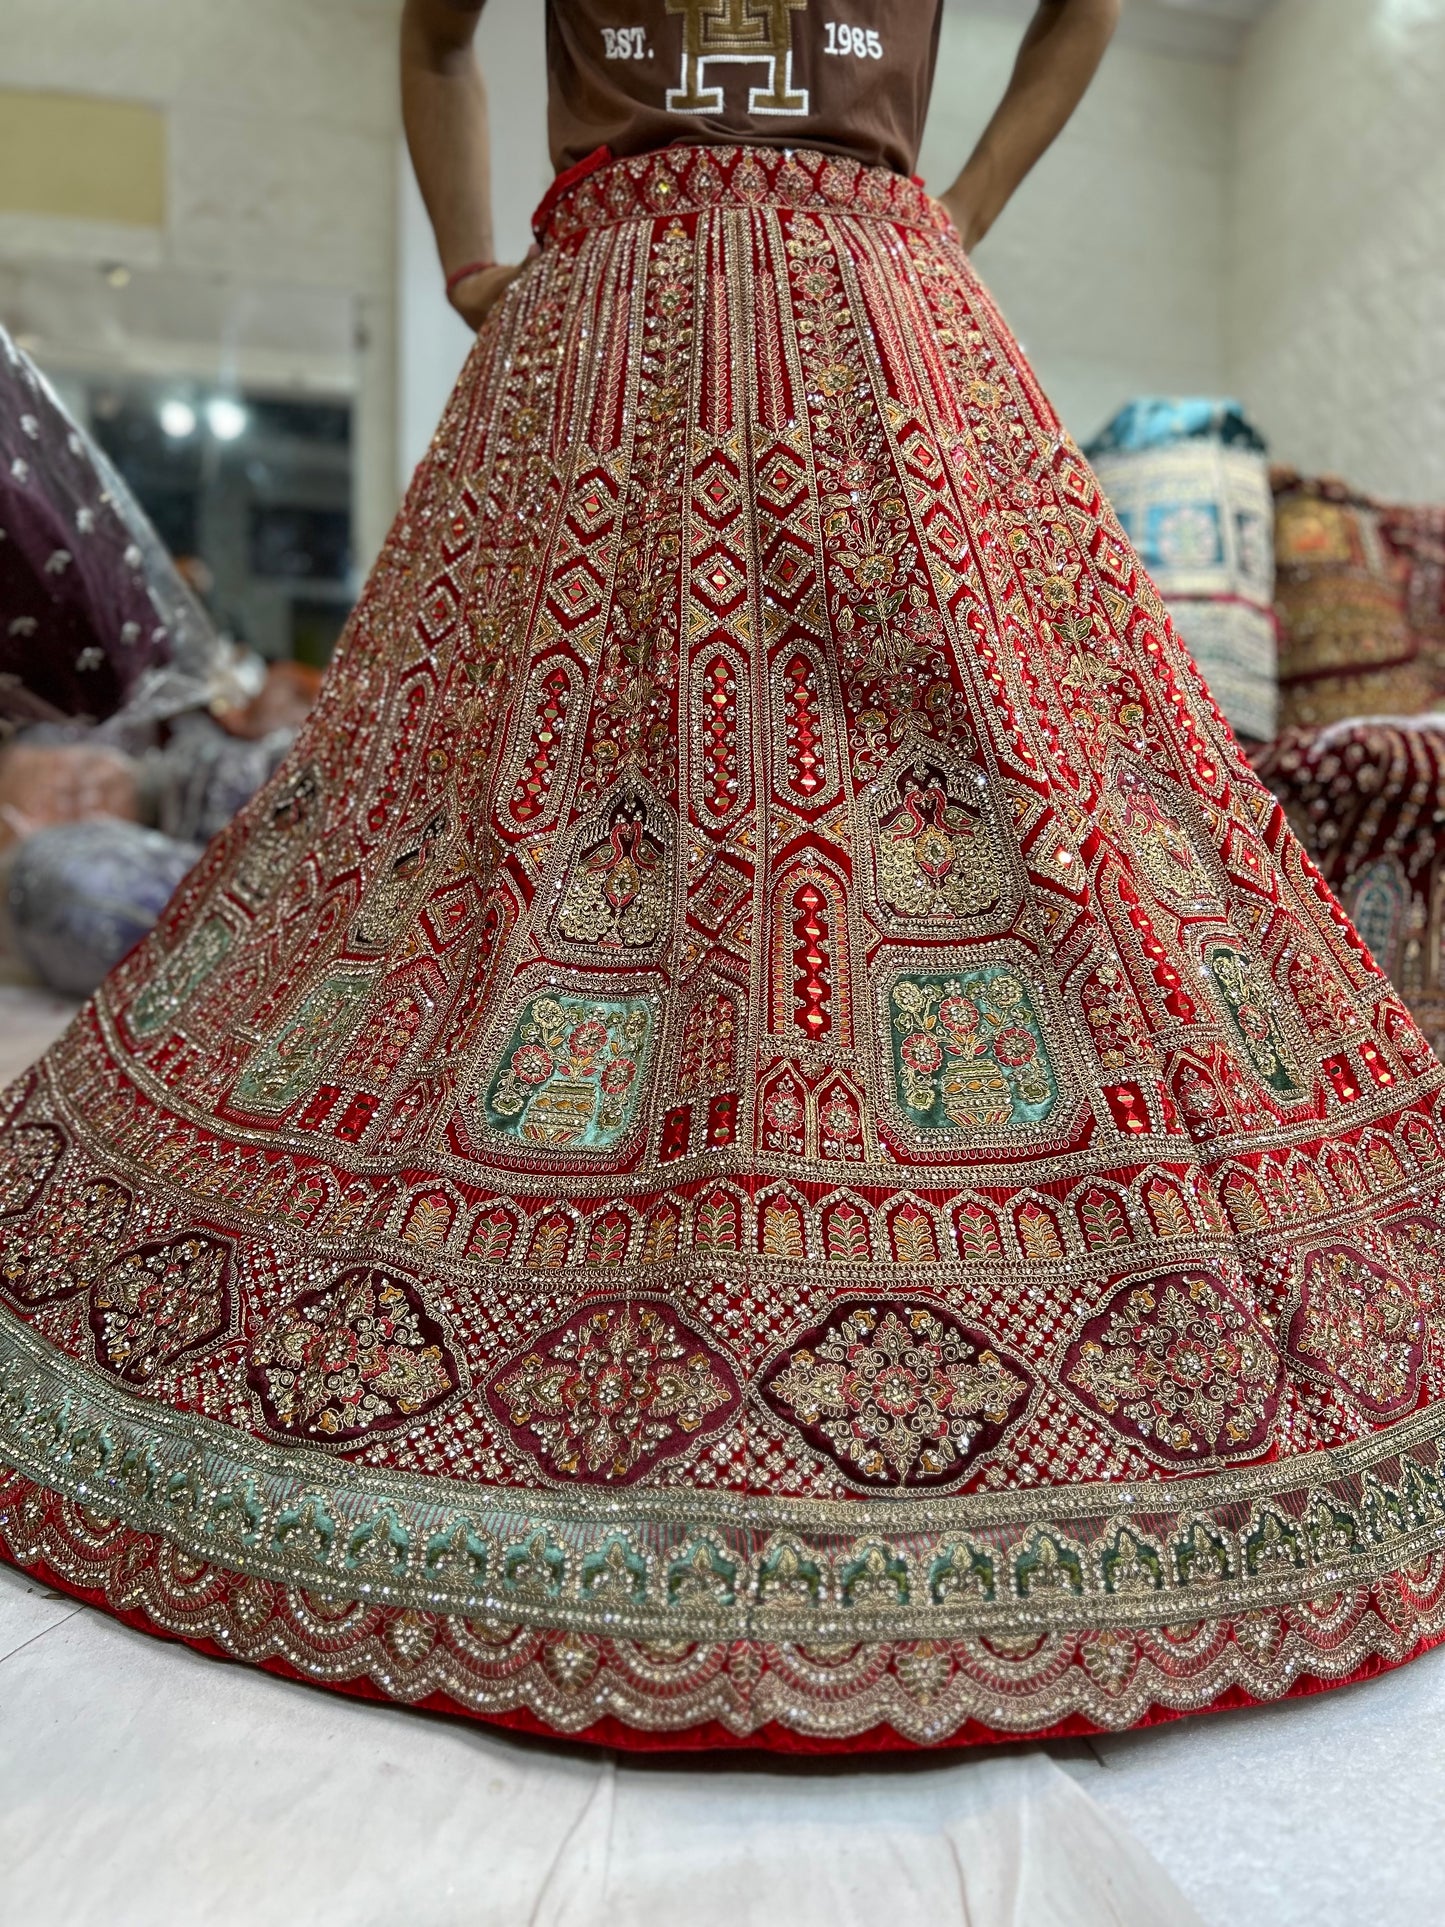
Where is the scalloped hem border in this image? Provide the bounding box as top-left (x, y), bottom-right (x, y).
top-left (6, 1472), bottom-right (1445, 1755)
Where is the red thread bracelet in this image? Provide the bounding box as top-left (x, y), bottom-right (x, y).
top-left (445, 259), bottom-right (497, 297)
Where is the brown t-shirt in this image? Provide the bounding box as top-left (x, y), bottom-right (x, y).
top-left (546, 1), bottom-right (945, 178)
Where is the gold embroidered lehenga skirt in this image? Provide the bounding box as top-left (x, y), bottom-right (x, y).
top-left (4, 146), bottom-right (1445, 1753)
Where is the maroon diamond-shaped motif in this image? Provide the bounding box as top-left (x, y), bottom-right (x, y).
top-left (1063, 1268), bottom-right (1280, 1466)
top-left (489, 1300), bottom-right (740, 1483)
top-left (1287, 1243), bottom-right (1427, 1420)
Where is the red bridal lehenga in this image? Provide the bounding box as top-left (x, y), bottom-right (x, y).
top-left (4, 144), bottom-right (1445, 1753)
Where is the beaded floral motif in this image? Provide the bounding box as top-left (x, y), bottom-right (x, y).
top-left (1, 1179), bottom-right (130, 1306)
top-left (89, 1234), bottom-right (232, 1385)
top-left (1064, 1270), bottom-right (1281, 1465)
top-left (0, 1124), bottom-right (64, 1218)
top-left (248, 1267), bottom-right (459, 1442)
top-left (1288, 1244), bottom-right (1427, 1420)
top-left (490, 1303), bottom-right (739, 1482)
top-left (762, 1303), bottom-right (1031, 1488)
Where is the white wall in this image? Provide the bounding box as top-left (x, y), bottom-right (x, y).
top-left (398, 0), bottom-right (550, 486)
top-left (1, 0), bottom-right (402, 567)
top-left (1230, 0), bottom-right (1445, 502)
top-left (919, 5), bottom-right (1234, 445)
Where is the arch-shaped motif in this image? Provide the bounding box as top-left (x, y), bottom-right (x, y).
top-left (281, 1169), bottom-right (334, 1230)
top-left (467, 1204), bottom-right (517, 1264)
top-left (815, 1071), bottom-right (866, 1162)
top-left (1015, 1196), bottom-right (1066, 1261)
top-left (1365, 1134), bottom-right (1407, 1190)
top-left (321, 1181), bottom-right (374, 1241)
top-left (822, 1196), bottom-right (872, 1263)
top-left (953, 1197), bottom-right (1004, 1259)
top-left (585, 1207), bottom-right (633, 1267)
top-left (1220, 1168), bottom-right (1270, 1234)
top-left (1282, 1155), bottom-right (1331, 1220)
top-left (527, 1210), bottom-right (575, 1268)
top-left (889, 1197), bottom-right (940, 1264)
top-left (1325, 1146), bottom-right (1369, 1204)
top-left (353, 806), bottom-right (452, 952)
top-left (1404, 1112), bottom-right (1442, 1169)
top-left (759, 1190), bottom-right (808, 1260)
top-left (641, 1200), bottom-right (681, 1264)
top-left (692, 1185), bottom-right (742, 1253)
top-left (1142, 1174), bottom-right (1194, 1240)
top-left (1076, 1185), bottom-right (1132, 1252)
top-left (402, 1189), bottom-right (457, 1250)
top-left (757, 1061), bottom-right (809, 1157)
top-left (339, 972), bottom-right (441, 1089)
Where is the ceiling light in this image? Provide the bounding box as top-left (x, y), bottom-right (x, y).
top-left (159, 399), bottom-right (197, 439)
top-left (103, 263), bottom-right (132, 289)
top-left (206, 397), bottom-right (249, 442)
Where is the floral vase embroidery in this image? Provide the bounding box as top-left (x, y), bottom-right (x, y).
top-left (483, 993), bottom-right (655, 1151)
top-left (888, 968), bottom-right (1057, 1133)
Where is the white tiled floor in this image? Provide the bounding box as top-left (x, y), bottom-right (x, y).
top-left (0, 986), bottom-right (1440, 1925)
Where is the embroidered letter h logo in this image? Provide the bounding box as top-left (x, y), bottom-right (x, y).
top-left (666, 0), bottom-right (810, 116)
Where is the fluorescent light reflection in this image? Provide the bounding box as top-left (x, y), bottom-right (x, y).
top-left (206, 397), bottom-right (249, 442)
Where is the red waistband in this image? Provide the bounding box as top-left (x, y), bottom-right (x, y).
top-left (532, 143), bottom-right (949, 246)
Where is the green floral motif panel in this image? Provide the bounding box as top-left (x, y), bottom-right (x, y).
top-left (233, 976), bottom-right (372, 1113)
top-left (1202, 941), bottom-right (1308, 1100)
top-left (484, 992), bottom-right (655, 1152)
top-left (129, 919), bottom-right (233, 1040)
top-left (888, 967), bottom-right (1057, 1133)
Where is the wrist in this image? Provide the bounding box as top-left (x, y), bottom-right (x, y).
top-left (942, 157), bottom-right (1004, 250)
top-left (444, 258), bottom-right (497, 299)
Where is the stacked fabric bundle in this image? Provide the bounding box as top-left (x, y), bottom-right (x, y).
top-left (1086, 398), bottom-right (1277, 742)
top-left (1253, 718), bottom-right (1445, 1053)
top-left (1380, 503), bottom-right (1445, 704)
top-left (1271, 470), bottom-right (1432, 727)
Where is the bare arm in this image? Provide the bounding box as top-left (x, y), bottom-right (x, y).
top-left (401, 0), bottom-right (530, 328)
top-left (940, 0), bottom-right (1121, 250)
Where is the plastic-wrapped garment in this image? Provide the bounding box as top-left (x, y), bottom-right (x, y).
top-left (0, 325), bottom-right (227, 735)
top-left (1087, 398), bottom-right (1278, 741)
top-left (1272, 471), bottom-right (1430, 729)
top-left (6, 817), bottom-right (200, 996)
top-left (1254, 717), bottom-right (1445, 1053)
top-left (1085, 396), bottom-right (1267, 457)
top-left (141, 712), bottom-right (295, 846)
